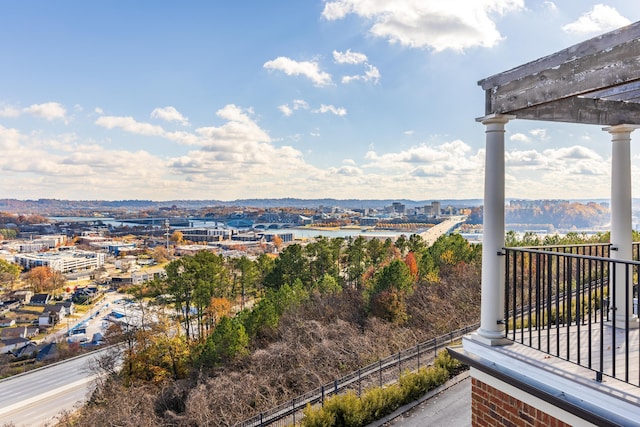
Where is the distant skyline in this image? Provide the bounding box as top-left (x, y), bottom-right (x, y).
top-left (1, 1), bottom-right (639, 201)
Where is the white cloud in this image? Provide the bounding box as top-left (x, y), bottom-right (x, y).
top-left (278, 99), bottom-right (309, 117)
top-left (95, 107), bottom-right (104, 115)
top-left (333, 49), bottom-right (368, 64)
top-left (95, 116), bottom-right (166, 137)
top-left (510, 133), bottom-right (530, 143)
top-left (23, 102), bottom-right (68, 122)
top-left (194, 104), bottom-right (271, 150)
top-left (342, 64), bottom-right (381, 84)
top-left (263, 56), bottom-right (333, 86)
top-left (151, 106), bottom-right (189, 126)
top-left (278, 104), bottom-right (293, 117)
top-left (529, 128), bottom-right (548, 140)
top-left (562, 4), bottom-right (630, 35)
top-left (0, 102), bottom-right (69, 122)
top-left (0, 106), bottom-right (20, 118)
top-left (322, 0), bottom-right (525, 52)
top-left (313, 104), bottom-right (347, 116)
top-left (543, 1), bottom-right (557, 12)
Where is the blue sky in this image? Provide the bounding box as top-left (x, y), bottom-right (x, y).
top-left (1, 1), bottom-right (639, 201)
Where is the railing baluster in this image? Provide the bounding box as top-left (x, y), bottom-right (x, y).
top-left (501, 244), bottom-right (639, 388)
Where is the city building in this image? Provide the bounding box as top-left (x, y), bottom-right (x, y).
top-left (449, 22), bottom-right (640, 426)
top-left (14, 250), bottom-right (105, 273)
top-left (179, 227), bottom-right (233, 242)
top-left (88, 240), bottom-right (137, 256)
top-left (262, 232), bottom-right (294, 243)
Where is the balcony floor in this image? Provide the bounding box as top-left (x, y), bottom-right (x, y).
top-left (499, 320), bottom-right (640, 404)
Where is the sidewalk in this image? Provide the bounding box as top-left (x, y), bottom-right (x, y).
top-left (371, 372), bottom-right (471, 427)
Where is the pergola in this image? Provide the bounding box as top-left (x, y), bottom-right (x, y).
top-left (475, 21), bottom-right (640, 343)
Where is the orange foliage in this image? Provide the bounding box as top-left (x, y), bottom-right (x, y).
top-left (405, 252), bottom-right (418, 279)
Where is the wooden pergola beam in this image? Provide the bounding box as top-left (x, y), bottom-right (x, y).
top-left (479, 21), bottom-right (640, 125)
top-left (509, 97), bottom-right (640, 126)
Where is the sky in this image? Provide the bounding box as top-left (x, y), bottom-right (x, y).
top-left (1, 1), bottom-right (639, 202)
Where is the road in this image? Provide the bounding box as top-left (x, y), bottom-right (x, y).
top-left (384, 375), bottom-right (471, 427)
top-left (0, 343), bottom-right (119, 426)
top-left (419, 216), bottom-right (467, 246)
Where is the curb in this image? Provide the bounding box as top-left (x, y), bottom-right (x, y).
top-left (366, 371), bottom-right (470, 427)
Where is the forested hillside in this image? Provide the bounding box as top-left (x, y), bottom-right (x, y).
top-left (466, 200), bottom-right (609, 230)
top-left (68, 234), bottom-right (482, 426)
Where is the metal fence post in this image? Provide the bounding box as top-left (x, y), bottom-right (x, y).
top-left (379, 359), bottom-right (382, 387)
top-left (321, 385), bottom-right (325, 406)
top-left (292, 398), bottom-right (296, 426)
top-left (417, 343), bottom-right (420, 369)
top-left (334, 379), bottom-right (338, 394)
top-left (358, 368), bottom-right (361, 396)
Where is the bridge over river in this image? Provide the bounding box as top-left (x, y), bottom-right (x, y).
top-left (418, 216), bottom-right (468, 246)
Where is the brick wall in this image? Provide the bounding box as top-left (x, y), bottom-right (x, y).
top-left (471, 377), bottom-right (572, 427)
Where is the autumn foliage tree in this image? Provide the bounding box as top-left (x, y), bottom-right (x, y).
top-left (0, 259), bottom-right (21, 287)
top-left (25, 266), bottom-right (64, 293)
top-left (404, 252), bottom-right (418, 280)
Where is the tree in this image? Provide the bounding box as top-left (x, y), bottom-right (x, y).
top-left (25, 266), bottom-right (60, 293)
top-left (264, 244), bottom-right (309, 289)
top-left (170, 230), bottom-right (184, 244)
top-left (122, 316), bottom-right (190, 383)
top-left (197, 317), bottom-right (249, 367)
top-left (272, 234), bottom-right (283, 251)
top-left (345, 236), bottom-right (367, 289)
top-left (365, 237), bottom-right (384, 266)
top-left (207, 297), bottom-right (232, 327)
top-left (165, 251), bottom-right (229, 340)
top-left (370, 259), bottom-right (413, 296)
top-left (317, 273), bottom-right (341, 295)
top-left (232, 256), bottom-right (259, 308)
top-left (405, 252), bottom-right (418, 280)
top-left (306, 237), bottom-right (340, 287)
top-left (0, 259), bottom-right (21, 287)
top-left (151, 245), bottom-right (170, 263)
top-left (408, 234), bottom-right (425, 253)
top-left (394, 234), bottom-right (409, 255)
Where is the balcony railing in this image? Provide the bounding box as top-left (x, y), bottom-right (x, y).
top-left (504, 243), bottom-right (640, 386)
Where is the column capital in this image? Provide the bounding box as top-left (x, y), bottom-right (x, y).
top-left (602, 124), bottom-right (640, 135)
top-left (476, 113), bottom-right (516, 125)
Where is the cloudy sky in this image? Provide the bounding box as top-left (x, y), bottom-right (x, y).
top-left (1, 1), bottom-right (639, 201)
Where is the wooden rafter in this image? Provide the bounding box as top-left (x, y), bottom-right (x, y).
top-left (479, 21), bottom-right (640, 126)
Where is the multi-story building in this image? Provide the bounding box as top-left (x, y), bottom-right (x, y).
top-left (180, 227), bottom-right (233, 242)
top-left (449, 22), bottom-right (640, 426)
top-left (14, 250), bottom-right (105, 273)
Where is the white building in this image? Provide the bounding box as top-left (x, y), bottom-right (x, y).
top-left (14, 250), bottom-right (105, 273)
top-left (179, 227), bottom-right (233, 242)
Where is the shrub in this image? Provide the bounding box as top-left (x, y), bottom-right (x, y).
top-left (301, 351), bottom-right (462, 427)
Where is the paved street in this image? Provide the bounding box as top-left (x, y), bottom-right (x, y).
top-left (384, 375), bottom-right (471, 427)
top-left (0, 346), bottom-right (117, 427)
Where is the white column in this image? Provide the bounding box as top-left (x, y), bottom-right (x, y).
top-left (476, 114), bottom-right (514, 344)
top-left (604, 124), bottom-right (638, 325)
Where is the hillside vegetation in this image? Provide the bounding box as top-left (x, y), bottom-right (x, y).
top-left (64, 234), bottom-right (482, 426)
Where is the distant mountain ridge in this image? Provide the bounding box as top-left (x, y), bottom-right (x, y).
top-left (0, 198), bottom-right (485, 213)
top-left (0, 197), bottom-right (622, 214)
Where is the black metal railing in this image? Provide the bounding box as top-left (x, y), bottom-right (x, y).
top-left (234, 323), bottom-right (479, 427)
top-left (504, 243), bottom-right (640, 386)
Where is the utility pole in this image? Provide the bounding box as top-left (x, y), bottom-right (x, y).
top-left (164, 219), bottom-right (170, 250)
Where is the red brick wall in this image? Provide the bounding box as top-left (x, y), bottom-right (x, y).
top-left (471, 377), bottom-right (573, 427)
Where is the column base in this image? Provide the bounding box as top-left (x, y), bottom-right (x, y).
top-left (468, 329), bottom-right (512, 346)
top-left (605, 316), bottom-right (640, 329)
